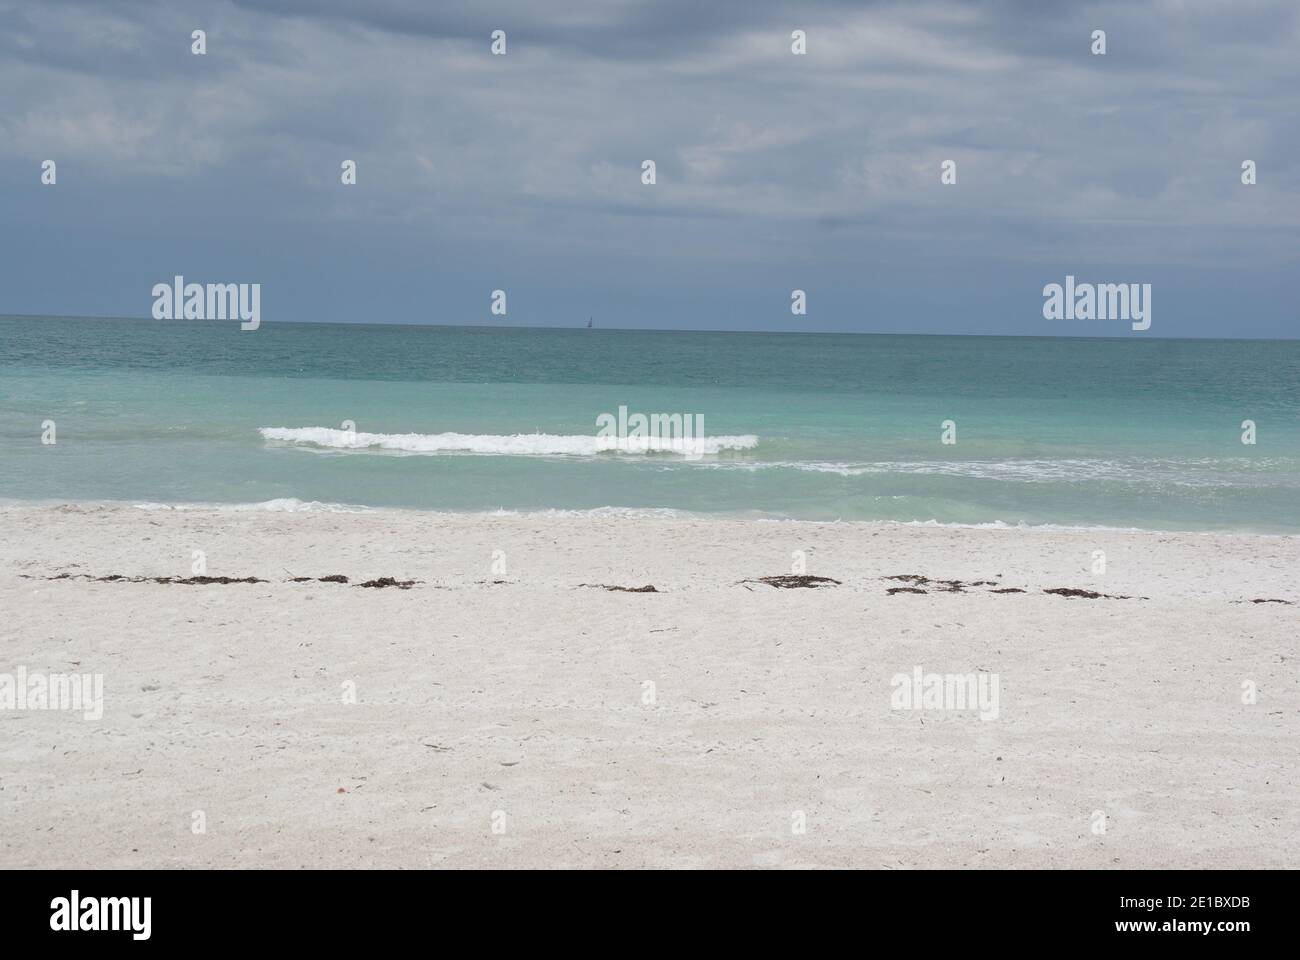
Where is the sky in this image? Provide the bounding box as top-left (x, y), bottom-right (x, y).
top-left (0, 0), bottom-right (1297, 337)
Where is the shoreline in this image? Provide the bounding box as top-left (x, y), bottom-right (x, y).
top-left (3, 498), bottom-right (1297, 538)
top-left (2, 504), bottom-right (1297, 867)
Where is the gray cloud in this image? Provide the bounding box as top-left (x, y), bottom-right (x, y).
top-left (1, 0), bottom-right (1296, 333)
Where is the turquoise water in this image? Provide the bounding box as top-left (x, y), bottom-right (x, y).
top-left (2, 316), bottom-right (1298, 530)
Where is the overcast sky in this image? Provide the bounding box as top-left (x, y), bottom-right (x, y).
top-left (1, 0), bottom-right (1296, 336)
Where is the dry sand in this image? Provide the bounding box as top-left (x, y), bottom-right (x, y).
top-left (1, 503), bottom-right (1297, 868)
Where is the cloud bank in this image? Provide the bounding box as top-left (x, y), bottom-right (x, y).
top-left (1, 0), bottom-right (1296, 335)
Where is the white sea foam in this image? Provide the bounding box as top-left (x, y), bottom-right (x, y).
top-left (259, 427), bottom-right (759, 457)
top-left (133, 498), bottom-right (369, 513)
top-left (690, 456), bottom-right (1291, 487)
top-left (0, 500), bottom-right (1280, 535)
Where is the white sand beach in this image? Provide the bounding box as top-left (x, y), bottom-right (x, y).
top-left (1, 504), bottom-right (1296, 868)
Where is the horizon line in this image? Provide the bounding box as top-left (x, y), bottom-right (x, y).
top-left (1, 312), bottom-right (1297, 343)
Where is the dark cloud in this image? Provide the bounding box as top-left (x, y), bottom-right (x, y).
top-left (232, 0), bottom-right (876, 59)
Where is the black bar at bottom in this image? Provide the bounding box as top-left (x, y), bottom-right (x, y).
top-left (0, 868), bottom-right (1287, 946)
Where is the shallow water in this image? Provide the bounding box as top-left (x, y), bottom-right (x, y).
top-left (2, 316), bottom-right (1297, 531)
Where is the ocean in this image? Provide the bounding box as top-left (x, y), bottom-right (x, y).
top-left (2, 316), bottom-right (1298, 531)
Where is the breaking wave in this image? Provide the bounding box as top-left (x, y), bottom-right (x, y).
top-left (259, 426), bottom-right (759, 457)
